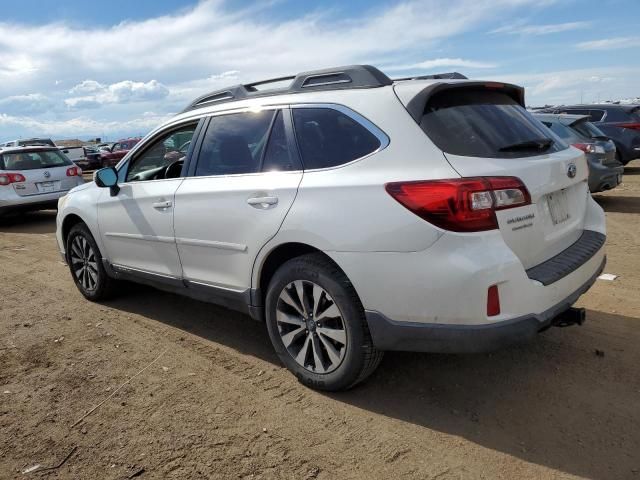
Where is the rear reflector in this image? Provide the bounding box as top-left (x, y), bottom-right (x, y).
top-left (487, 285), bottom-right (500, 316)
top-left (0, 173), bottom-right (26, 185)
top-left (66, 166), bottom-right (81, 176)
top-left (385, 177), bottom-right (531, 232)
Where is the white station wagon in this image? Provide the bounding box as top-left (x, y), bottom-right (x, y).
top-left (56, 65), bottom-right (606, 391)
top-left (1, 146), bottom-right (83, 216)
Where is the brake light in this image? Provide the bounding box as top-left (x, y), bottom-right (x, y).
top-left (616, 122), bottom-right (640, 131)
top-left (0, 173), bottom-right (26, 185)
top-left (572, 143), bottom-right (596, 154)
top-left (66, 166), bottom-right (82, 176)
top-left (487, 285), bottom-right (501, 316)
top-left (385, 177), bottom-right (531, 232)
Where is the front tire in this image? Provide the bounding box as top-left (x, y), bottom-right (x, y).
top-left (265, 253), bottom-right (383, 391)
top-left (66, 223), bottom-right (117, 301)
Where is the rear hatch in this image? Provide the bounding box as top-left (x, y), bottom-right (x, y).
top-left (0, 149), bottom-right (80, 196)
top-left (394, 81), bottom-right (590, 269)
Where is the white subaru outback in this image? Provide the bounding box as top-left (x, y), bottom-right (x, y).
top-left (56, 65), bottom-right (606, 391)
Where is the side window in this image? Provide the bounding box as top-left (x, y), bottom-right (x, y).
top-left (589, 110), bottom-right (605, 122)
top-left (261, 111), bottom-right (300, 172)
top-left (195, 110), bottom-right (274, 176)
top-left (112, 143), bottom-right (122, 152)
top-left (562, 109), bottom-right (589, 116)
top-left (293, 108), bottom-right (381, 169)
top-left (125, 124), bottom-right (196, 182)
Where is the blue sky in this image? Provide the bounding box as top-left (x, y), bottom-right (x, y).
top-left (0, 0), bottom-right (638, 140)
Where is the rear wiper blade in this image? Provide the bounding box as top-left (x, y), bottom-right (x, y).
top-left (499, 138), bottom-right (554, 152)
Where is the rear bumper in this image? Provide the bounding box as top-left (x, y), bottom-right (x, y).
top-left (366, 256), bottom-right (605, 353)
top-left (588, 162), bottom-right (624, 193)
top-left (0, 190), bottom-right (69, 214)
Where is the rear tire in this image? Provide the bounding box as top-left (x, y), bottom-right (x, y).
top-left (66, 223), bottom-right (117, 301)
top-left (265, 253), bottom-right (383, 391)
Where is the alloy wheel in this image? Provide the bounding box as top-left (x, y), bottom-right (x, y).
top-left (276, 280), bottom-right (348, 374)
top-left (70, 235), bottom-right (98, 291)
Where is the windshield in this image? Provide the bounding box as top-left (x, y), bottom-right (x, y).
top-left (0, 149), bottom-right (73, 170)
top-left (419, 89), bottom-right (567, 158)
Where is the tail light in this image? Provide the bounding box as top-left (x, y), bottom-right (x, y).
top-left (0, 173), bottom-right (26, 185)
top-left (385, 177), bottom-right (531, 232)
top-left (487, 285), bottom-right (501, 316)
top-left (616, 122), bottom-right (640, 131)
top-left (572, 143), bottom-right (604, 154)
top-left (66, 166), bottom-right (82, 176)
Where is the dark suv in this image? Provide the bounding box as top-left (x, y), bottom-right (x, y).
top-left (544, 104), bottom-right (640, 164)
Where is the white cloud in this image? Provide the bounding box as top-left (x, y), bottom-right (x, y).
top-left (486, 67), bottom-right (640, 106)
top-left (0, 112), bottom-right (172, 138)
top-left (0, 93), bottom-right (54, 115)
top-left (576, 36), bottom-right (640, 50)
top-left (385, 57), bottom-right (498, 72)
top-left (65, 79), bottom-right (169, 109)
top-left (490, 21), bottom-right (589, 35)
top-left (69, 80), bottom-right (105, 95)
top-left (0, 0), bottom-right (629, 138)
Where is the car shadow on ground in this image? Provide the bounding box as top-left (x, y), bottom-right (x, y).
top-left (0, 210), bottom-right (57, 234)
top-left (623, 165), bottom-right (640, 175)
top-left (594, 194), bottom-right (640, 214)
top-left (105, 286), bottom-right (639, 480)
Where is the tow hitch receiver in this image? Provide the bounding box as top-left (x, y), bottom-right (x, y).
top-left (552, 307), bottom-right (586, 328)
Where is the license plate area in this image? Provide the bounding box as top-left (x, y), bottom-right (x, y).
top-left (36, 181), bottom-right (58, 193)
top-left (547, 189), bottom-right (570, 225)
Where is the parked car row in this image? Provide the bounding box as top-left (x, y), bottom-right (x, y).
top-left (533, 113), bottom-right (624, 193)
top-left (55, 65), bottom-right (611, 391)
top-left (0, 137), bottom-right (142, 172)
top-left (538, 104), bottom-right (640, 165)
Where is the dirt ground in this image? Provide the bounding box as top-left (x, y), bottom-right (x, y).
top-left (1, 162), bottom-right (639, 480)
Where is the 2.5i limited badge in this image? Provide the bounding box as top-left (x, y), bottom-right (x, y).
top-left (507, 212), bottom-right (535, 231)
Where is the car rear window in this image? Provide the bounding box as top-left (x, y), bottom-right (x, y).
top-left (571, 119), bottom-right (608, 139)
top-left (547, 122), bottom-right (578, 142)
top-left (0, 149), bottom-right (72, 170)
top-left (292, 107), bottom-right (381, 169)
top-left (419, 89), bottom-right (566, 158)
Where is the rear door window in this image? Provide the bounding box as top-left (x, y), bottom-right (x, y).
top-left (261, 110), bottom-right (301, 172)
top-left (419, 89), bottom-right (566, 158)
top-left (292, 107), bottom-right (381, 169)
top-left (588, 110), bottom-right (606, 122)
top-left (195, 110), bottom-right (275, 176)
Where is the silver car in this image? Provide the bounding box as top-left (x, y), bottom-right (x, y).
top-left (0, 146), bottom-right (84, 216)
top-left (534, 113), bottom-right (624, 193)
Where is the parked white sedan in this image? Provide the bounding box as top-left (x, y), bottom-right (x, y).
top-left (0, 146), bottom-right (84, 216)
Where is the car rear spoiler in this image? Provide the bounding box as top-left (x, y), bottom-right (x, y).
top-left (394, 81), bottom-right (526, 123)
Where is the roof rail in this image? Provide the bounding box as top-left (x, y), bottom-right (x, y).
top-left (393, 72), bottom-right (468, 81)
top-left (182, 65), bottom-right (393, 112)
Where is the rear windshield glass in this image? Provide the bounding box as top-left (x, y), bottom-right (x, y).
top-left (546, 122), bottom-right (577, 142)
top-left (0, 149), bottom-right (72, 170)
top-left (419, 89), bottom-right (567, 158)
top-left (571, 119), bottom-right (607, 139)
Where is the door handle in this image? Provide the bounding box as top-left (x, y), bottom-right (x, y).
top-left (247, 196), bottom-right (278, 208)
top-left (152, 200), bottom-right (172, 209)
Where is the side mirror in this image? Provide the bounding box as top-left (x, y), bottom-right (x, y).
top-left (94, 167), bottom-right (120, 196)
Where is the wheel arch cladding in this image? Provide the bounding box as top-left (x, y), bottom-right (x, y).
top-left (62, 214), bottom-right (86, 245)
top-left (256, 243), bottom-right (360, 308)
